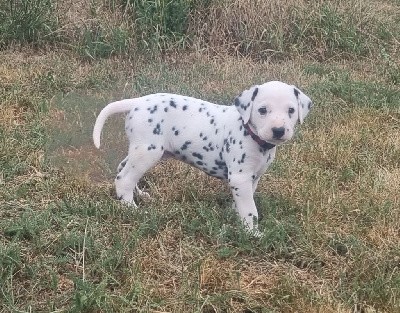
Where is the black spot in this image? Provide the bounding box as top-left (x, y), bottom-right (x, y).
top-left (215, 160), bottom-right (227, 172)
top-left (199, 132), bottom-right (203, 138)
top-left (153, 123), bottom-right (162, 135)
top-left (294, 88), bottom-right (300, 98)
top-left (210, 119), bottom-right (214, 124)
top-left (148, 105), bottom-right (158, 113)
top-left (192, 152), bottom-right (203, 160)
top-left (215, 129), bottom-right (219, 134)
top-left (170, 100), bottom-right (177, 108)
top-left (164, 107), bottom-right (169, 112)
top-left (251, 87), bottom-right (259, 101)
top-left (203, 136), bottom-right (208, 141)
top-left (238, 153), bottom-right (246, 164)
top-left (182, 105), bottom-right (188, 111)
top-left (224, 139), bottom-right (231, 153)
top-left (148, 144), bottom-right (156, 150)
top-left (148, 118), bottom-right (153, 123)
top-left (181, 141), bottom-right (192, 150)
top-left (308, 101), bottom-right (313, 109)
top-left (199, 108), bottom-right (203, 112)
top-left (129, 115), bottom-right (132, 120)
top-left (130, 128), bottom-right (133, 133)
top-left (203, 146), bottom-right (209, 152)
top-left (134, 107), bottom-right (139, 111)
top-left (234, 97), bottom-right (241, 107)
top-left (116, 175), bottom-right (121, 180)
top-left (174, 130), bottom-right (179, 136)
top-left (248, 213), bottom-right (253, 217)
top-left (210, 170), bottom-right (217, 175)
top-left (120, 160), bottom-right (127, 168)
top-left (196, 161), bottom-right (204, 166)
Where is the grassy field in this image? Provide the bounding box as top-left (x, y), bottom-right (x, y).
top-left (1, 0), bottom-right (400, 312)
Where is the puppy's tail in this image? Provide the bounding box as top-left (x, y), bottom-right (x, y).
top-left (93, 99), bottom-right (136, 149)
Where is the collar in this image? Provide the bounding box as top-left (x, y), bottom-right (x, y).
top-left (243, 122), bottom-right (276, 151)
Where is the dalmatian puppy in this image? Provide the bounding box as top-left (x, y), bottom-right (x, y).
top-left (93, 81), bottom-right (312, 236)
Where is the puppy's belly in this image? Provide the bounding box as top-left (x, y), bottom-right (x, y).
top-left (161, 150), bottom-right (228, 180)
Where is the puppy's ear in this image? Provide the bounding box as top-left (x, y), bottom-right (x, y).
top-left (293, 86), bottom-right (313, 124)
top-left (234, 85), bottom-right (259, 124)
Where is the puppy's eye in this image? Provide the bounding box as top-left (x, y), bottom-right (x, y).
top-left (288, 108), bottom-right (295, 114)
top-left (258, 107), bottom-right (267, 115)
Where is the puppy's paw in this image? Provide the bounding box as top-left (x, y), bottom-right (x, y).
top-left (117, 195), bottom-right (137, 208)
top-left (138, 191), bottom-right (152, 201)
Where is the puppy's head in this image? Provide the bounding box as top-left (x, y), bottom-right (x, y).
top-left (234, 81), bottom-right (313, 145)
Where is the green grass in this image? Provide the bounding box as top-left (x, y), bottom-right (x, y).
top-left (1, 0), bottom-right (400, 312)
top-left (0, 0), bottom-right (59, 47)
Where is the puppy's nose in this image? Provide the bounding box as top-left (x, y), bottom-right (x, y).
top-left (272, 127), bottom-right (285, 139)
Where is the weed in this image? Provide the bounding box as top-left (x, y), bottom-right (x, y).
top-left (78, 26), bottom-right (131, 60)
top-left (0, 0), bottom-right (59, 47)
top-left (122, 0), bottom-right (197, 52)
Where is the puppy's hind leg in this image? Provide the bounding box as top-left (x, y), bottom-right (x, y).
top-left (115, 145), bottom-right (163, 206)
top-left (117, 156), bottom-right (151, 200)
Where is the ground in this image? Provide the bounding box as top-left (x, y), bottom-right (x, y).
top-left (0, 0), bottom-right (399, 312)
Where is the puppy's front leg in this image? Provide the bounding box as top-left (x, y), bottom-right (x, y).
top-left (229, 175), bottom-right (262, 237)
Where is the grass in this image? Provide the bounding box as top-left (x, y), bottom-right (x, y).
top-left (1, 0), bottom-right (400, 312)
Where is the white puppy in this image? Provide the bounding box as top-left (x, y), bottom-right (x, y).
top-left (93, 81), bottom-right (312, 235)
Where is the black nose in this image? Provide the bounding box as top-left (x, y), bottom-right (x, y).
top-left (272, 127), bottom-right (285, 139)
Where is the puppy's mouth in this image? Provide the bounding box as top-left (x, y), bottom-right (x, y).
top-left (265, 138), bottom-right (286, 145)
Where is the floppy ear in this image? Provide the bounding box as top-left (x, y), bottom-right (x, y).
top-left (293, 86), bottom-right (313, 124)
top-left (234, 85), bottom-right (259, 124)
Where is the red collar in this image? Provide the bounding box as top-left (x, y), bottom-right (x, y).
top-left (243, 122), bottom-right (276, 151)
